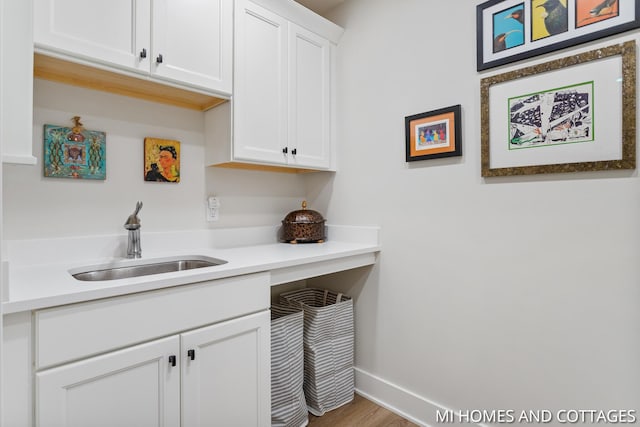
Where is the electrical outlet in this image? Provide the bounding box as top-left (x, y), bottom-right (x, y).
top-left (206, 196), bottom-right (220, 222)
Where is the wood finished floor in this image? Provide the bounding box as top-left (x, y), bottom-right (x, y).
top-left (307, 394), bottom-right (418, 427)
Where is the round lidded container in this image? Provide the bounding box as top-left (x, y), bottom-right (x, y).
top-left (281, 201), bottom-right (326, 243)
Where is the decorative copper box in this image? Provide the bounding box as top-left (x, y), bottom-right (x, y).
top-left (282, 201), bottom-right (326, 243)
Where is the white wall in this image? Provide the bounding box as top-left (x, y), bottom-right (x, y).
top-left (3, 79), bottom-right (305, 240)
top-left (4, 2), bottom-right (639, 424)
top-left (308, 0), bottom-right (640, 425)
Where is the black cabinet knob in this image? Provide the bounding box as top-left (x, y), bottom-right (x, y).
top-left (282, 147), bottom-right (288, 154)
top-left (291, 148), bottom-right (297, 155)
top-left (156, 54), bottom-right (163, 64)
top-left (187, 349), bottom-right (195, 360)
top-left (139, 48), bottom-right (147, 59)
top-left (168, 355), bottom-right (176, 367)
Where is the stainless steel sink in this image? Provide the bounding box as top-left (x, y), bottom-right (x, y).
top-left (71, 256), bottom-right (228, 281)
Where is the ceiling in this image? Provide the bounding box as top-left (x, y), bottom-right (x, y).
top-left (295, 0), bottom-right (344, 16)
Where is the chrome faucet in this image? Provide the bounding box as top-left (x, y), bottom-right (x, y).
top-left (124, 201), bottom-right (143, 259)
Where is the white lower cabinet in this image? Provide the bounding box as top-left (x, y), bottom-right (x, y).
top-left (36, 336), bottom-right (181, 427)
top-left (36, 311), bottom-right (270, 427)
top-left (182, 311), bottom-right (271, 426)
top-left (32, 273), bottom-right (271, 427)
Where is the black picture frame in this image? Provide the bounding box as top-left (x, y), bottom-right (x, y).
top-left (405, 105), bottom-right (462, 162)
top-left (477, 0), bottom-right (640, 71)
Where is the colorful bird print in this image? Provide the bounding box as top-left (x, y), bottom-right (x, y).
top-left (537, 0), bottom-right (568, 35)
top-left (493, 30), bottom-right (522, 52)
top-left (505, 8), bottom-right (524, 24)
top-left (590, 0), bottom-right (617, 16)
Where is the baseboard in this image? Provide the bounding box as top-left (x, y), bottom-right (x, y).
top-left (355, 368), bottom-right (486, 427)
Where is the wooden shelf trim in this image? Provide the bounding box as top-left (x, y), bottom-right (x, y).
top-left (33, 53), bottom-right (228, 111)
top-left (211, 162), bottom-right (326, 174)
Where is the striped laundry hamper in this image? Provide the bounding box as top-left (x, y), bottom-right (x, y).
top-left (271, 305), bottom-right (309, 427)
top-left (279, 288), bottom-right (354, 416)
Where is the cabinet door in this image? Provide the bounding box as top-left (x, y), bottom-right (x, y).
top-left (233, 0), bottom-right (289, 165)
top-left (287, 23), bottom-right (332, 169)
top-left (33, 0), bottom-right (150, 72)
top-left (152, 0), bottom-right (232, 93)
top-left (182, 311), bottom-right (270, 427)
top-left (36, 336), bottom-right (180, 427)
top-left (1, 0), bottom-right (36, 164)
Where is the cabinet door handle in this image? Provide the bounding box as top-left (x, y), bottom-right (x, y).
top-left (187, 349), bottom-right (195, 360)
top-left (156, 54), bottom-right (163, 64)
top-left (282, 147), bottom-right (288, 154)
top-left (291, 148), bottom-right (297, 155)
top-left (168, 355), bottom-right (176, 367)
top-left (139, 48), bottom-right (147, 59)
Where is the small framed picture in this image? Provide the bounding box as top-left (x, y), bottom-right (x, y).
top-left (144, 138), bottom-right (180, 183)
top-left (405, 105), bottom-right (462, 162)
top-left (43, 120), bottom-right (106, 180)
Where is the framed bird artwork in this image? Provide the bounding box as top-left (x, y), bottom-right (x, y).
top-left (477, 0), bottom-right (639, 71)
top-left (480, 41), bottom-right (636, 176)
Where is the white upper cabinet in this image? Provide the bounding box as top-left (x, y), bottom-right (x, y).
top-left (287, 22), bottom-right (331, 169)
top-left (151, 0), bottom-right (232, 93)
top-left (1, 0), bottom-right (36, 164)
top-left (33, 0), bottom-right (150, 72)
top-left (233, 1), bottom-right (289, 165)
top-left (33, 0), bottom-right (232, 95)
top-left (206, 0), bottom-right (342, 171)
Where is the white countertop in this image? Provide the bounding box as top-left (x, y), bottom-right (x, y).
top-left (2, 225), bottom-right (380, 314)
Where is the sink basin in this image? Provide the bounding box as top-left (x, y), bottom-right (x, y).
top-left (71, 256), bottom-right (228, 281)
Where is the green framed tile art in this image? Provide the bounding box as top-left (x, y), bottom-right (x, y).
top-left (43, 117), bottom-right (106, 180)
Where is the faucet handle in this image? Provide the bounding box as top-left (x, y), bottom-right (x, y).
top-left (124, 201), bottom-right (143, 229)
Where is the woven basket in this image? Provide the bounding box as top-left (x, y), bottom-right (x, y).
top-left (271, 305), bottom-right (308, 427)
top-left (279, 288), bottom-right (354, 416)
